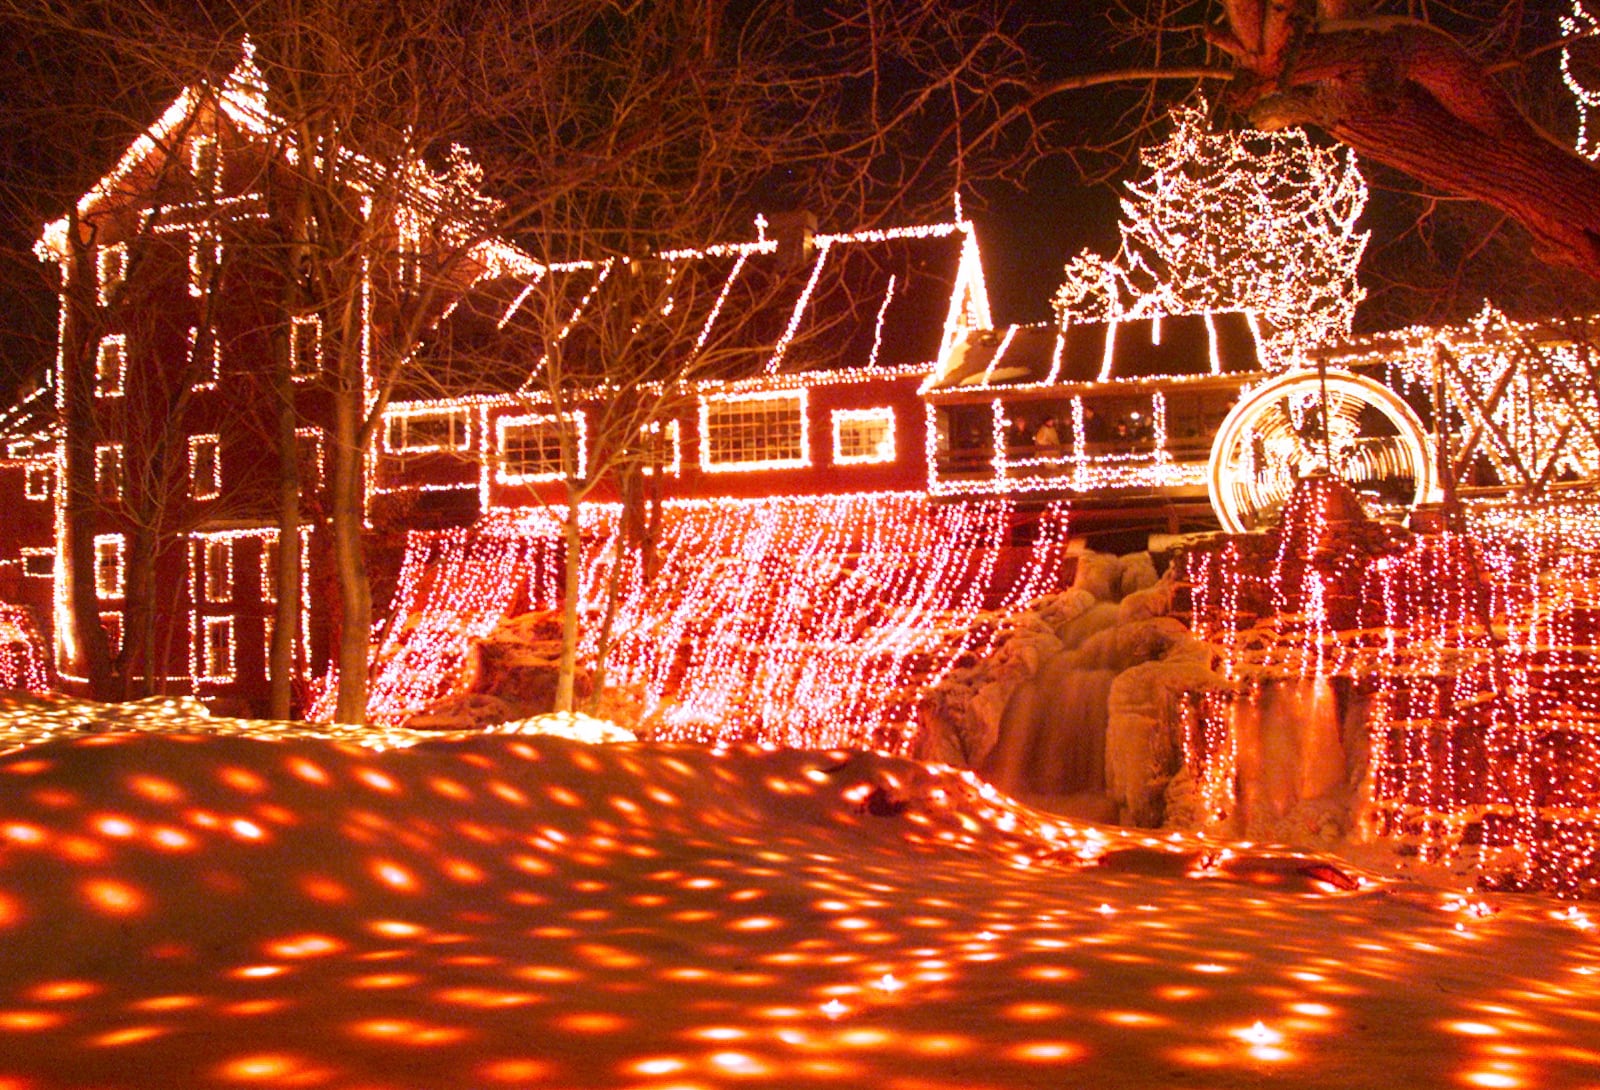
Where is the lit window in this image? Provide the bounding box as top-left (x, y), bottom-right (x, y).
top-left (203, 538), bottom-right (232, 603)
top-left (95, 335), bottom-right (126, 397)
top-left (290, 315), bottom-right (321, 378)
top-left (832, 408), bottom-right (896, 465)
top-left (21, 549), bottom-right (52, 578)
top-left (94, 535), bottom-right (124, 599)
top-left (496, 413), bottom-right (585, 483)
top-left (296, 429), bottom-right (322, 487)
top-left (97, 243), bottom-right (126, 305)
top-left (640, 420), bottom-right (681, 476)
top-left (202, 617), bottom-right (234, 680)
top-left (191, 135), bottom-right (219, 194)
top-left (188, 232), bottom-right (220, 298)
top-left (187, 326), bottom-right (220, 388)
top-left (261, 538), bottom-right (278, 603)
top-left (387, 407), bottom-right (470, 452)
top-left (24, 464), bottom-right (51, 501)
top-left (100, 613), bottom-right (122, 657)
top-left (701, 391), bottom-right (807, 471)
top-left (190, 435), bottom-right (221, 500)
top-left (95, 444), bottom-right (124, 502)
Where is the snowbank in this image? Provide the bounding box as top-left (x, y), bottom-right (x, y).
top-left (0, 728), bottom-right (1594, 1088)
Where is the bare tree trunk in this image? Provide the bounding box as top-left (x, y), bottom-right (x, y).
top-left (123, 523), bottom-right (156, 699)
top-left (59, 221), bottom-right (114, 697)
top-left (270, 332), bottom-right (302, 721)
top-left (330, 353), bottom-right (369, 724)
top-left (555, 485), bottom-right (583, 714)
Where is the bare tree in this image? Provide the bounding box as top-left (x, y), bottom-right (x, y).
top-left (1023, 3), bottom-right (1600, 287)
top-left (2, 0), bottom-right (1034, 722)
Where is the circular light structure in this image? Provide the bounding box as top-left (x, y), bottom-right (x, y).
top-left (1208, 368), bottom-right (1435, 533)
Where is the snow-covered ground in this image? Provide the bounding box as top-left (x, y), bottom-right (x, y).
top-left (0, 700), bottom-right (1596, 1088)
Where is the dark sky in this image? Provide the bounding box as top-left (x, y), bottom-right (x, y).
top-left (0, 2), bottom-right (1594, 392)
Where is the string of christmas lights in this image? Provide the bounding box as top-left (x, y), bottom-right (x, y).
top-left (1183, 485), bottom-right (1600, 895)
top-left (329, 493), bottom-right (1068, 753)
top-left (1053, 99), bottom-right (1368, 367)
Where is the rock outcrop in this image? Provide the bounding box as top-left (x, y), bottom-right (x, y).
top-left (918, 548), bottom-right (1230, 826)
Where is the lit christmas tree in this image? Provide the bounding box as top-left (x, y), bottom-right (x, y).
top-left (1054, 100), bottom-right (1369, 364)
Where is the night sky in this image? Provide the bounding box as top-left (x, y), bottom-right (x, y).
top-left (0, 3), bottom-right (1594, 393)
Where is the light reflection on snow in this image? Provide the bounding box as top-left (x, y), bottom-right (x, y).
top-left (0, 729), bottom-right (1590, 1087)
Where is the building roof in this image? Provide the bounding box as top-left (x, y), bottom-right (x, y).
top-left (926, 311), bottom-right (1263, 396)
top-left (396, 221), bottom-right (983, 401)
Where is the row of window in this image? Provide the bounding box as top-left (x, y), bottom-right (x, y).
top-left (32, 534), bottom-right (283, 606)
top-left (93, 316), bottom-right (322, 398)
top-left (82, 609), bottom-right (237, 681)
top-left (83, 430), bottom-right (321, 505)
top-left (386, 393), bottom-right (897, 477)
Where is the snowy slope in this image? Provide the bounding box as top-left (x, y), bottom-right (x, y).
top-left (0, 730), bottom-right (1596, 1089)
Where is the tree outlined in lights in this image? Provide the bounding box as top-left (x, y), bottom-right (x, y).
top-left (1054, 100), bottom-right (1369, 364)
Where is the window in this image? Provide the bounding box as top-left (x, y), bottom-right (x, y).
top-left (701, 391), bottom-right (807, 471)
top-left (296, 429), bottom-right (323, 487)
top-left (202, 616), bottom-right (234, 680)
top-left (187, 326), bottom-right (220, 388)
top-left (191, 135), bottom-right (219, 194)
top-left (260, 538), bottom-right (278, 603)
top-left (290, 315), bottom-right (322, 378)
top-left (640, 420), bottom-right (681, 476)
top-left (387, 407), bottom-right (470, 453)
top-left (189, 435), bottom-right (221, 500)
top-left (95, 335), bottom-right (126, 398)
top-left (188, 232), bottom-right (221, 298)
top-left (496, 413), bottom-right (585, 483)
top-left (100, 613), bottom-right (122, 658)
top-left (95, 444), bottom-right (124, 502)
top-left (24, 464), bottom-right (51, 501)
top-left (21, 549), bottom-right (52, 578)
top-left (832, 408), bottom-right (896, 465)
top-left (97, 243), bottom-right (126, 305)
top-left (203, 538), bottom-right (232, 603)
top-left (94, 535), bottom-right (124, 599)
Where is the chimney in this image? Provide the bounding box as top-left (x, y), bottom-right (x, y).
top-left (768, 209), bottom-right (817, 270)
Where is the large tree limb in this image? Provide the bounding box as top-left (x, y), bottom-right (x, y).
top-left (1227, 20), bottom-right (1600, 283)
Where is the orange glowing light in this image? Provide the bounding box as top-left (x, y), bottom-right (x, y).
top-left (91, 1025), bottom-right (166, 1047)
top-left (353, 767), bottom-right (399, 794)
top-left (216, 1053), bottom-right (316, 1082)
top-left (91, 814), bottom-right (137, 838)
top-left (131, 995), bottom-right (201, 1012)
top-left (218, 766), bottom-right (267, 794)
top-left (349, 1018), bottom-right (469, 1046)
top-left (125, 774), bottom-right (184, 802)
top-left (709, 1051), bottom-right (769, 1075)
top-left (0, 892), bottom-right (22, 929)
top-left (0, 1010), bottom-right (63, 1032)
top-left (148, 827), bottom-right (195, 851)
top-left (349, 974), bottom-right (420, 990)
top-left (81, 878), bottom-right (145, 916)
top-left (222, 999), bottom-right (292, 1017)
top-left (265, 934), bottom-right (344, 959)
top-left (1007, 1041), bottom-right (1087, 1063)
top-left (554, 1012), bottom-right (627, 1034)
top-left (26, 980), bottom-right (99, 1002)
top-left (1, 823), bottom-right (44, 845)
top-left (1462, 1073), bottom-right (1521, 1089)
top-left (369, 860), bottom-right (419, 892)
top-left (297, 876), bottom-right (349, 904)
top-left (477, 1058), bottom-right (554, 1083)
